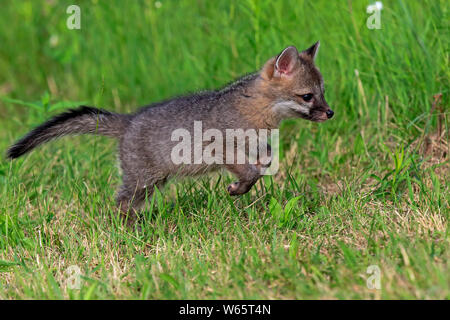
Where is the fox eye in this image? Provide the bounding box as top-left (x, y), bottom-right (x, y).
top-left (299, 93), bottom-right (313, 102)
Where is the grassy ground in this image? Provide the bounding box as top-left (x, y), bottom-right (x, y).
top-left (0, 0), bottom-right (448, 299)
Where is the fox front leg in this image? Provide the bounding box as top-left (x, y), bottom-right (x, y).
top-left (225, 144), bottom-right (272, 196)
top-left (225, 163), bottom-right (261, 196)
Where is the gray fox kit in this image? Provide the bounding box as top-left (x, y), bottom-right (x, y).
top-left (7, 42), bottom-right (333, 225)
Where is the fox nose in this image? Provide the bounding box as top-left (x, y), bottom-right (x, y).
top-left (326, 109), bottom-right (334, 119)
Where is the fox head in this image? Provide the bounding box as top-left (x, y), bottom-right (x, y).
top-left (259, 42), bottom-right (333, 122)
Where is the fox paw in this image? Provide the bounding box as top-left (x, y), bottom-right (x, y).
top-left (227, 182), bottom-right (241, 196)
top-left (227, 181), bottom-right (252, 196)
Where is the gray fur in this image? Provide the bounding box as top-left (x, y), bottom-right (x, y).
top-left (7, 44), bottom-right (332, 225)
top-left (117, 75), bottom-right (261, 219)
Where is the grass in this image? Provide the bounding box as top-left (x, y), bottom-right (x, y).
top-left (0, 0), bottom-right (448, 299)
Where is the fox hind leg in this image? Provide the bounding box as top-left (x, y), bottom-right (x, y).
top-left (116, 177), bottom-right (166, 226)
top-left (116, 183), bottom-right (148, 226)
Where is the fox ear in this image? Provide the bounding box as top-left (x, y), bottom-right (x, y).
top-left (274, 46), bottom-right (299, 77)
top-left (300, 41), bottom-right (320, 61)
top-left (260, 57), bottom-right (276, 80)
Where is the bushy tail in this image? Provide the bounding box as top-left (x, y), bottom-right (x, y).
top-left (7, 106), bottom-right (129, 159)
